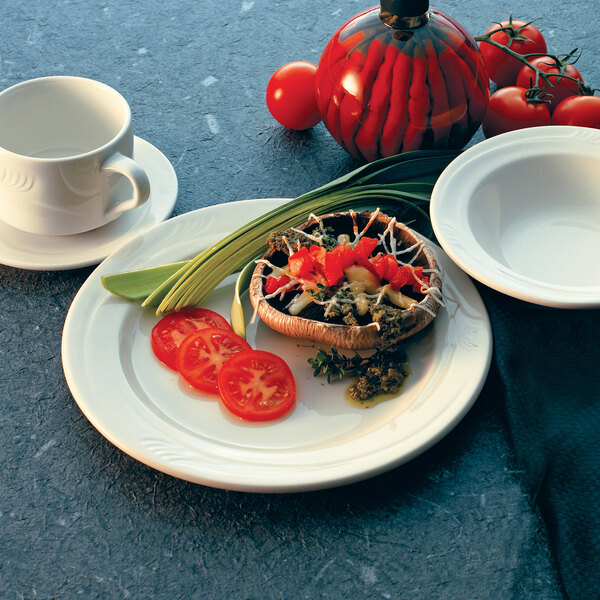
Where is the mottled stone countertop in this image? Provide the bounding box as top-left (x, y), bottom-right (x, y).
top-left (1, 1), bottom-right (597, 598)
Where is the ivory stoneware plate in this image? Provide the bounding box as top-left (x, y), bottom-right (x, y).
top-left (62, 198), bottom-right (492, 493)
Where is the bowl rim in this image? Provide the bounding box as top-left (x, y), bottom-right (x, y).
top-left (430, 126), bottom-right (600, 309)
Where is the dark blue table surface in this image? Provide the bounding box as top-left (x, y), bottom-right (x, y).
top-left (1, 1), bottom-right (597, 598)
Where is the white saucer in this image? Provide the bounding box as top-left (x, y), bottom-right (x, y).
top-left (0, 136), bottom-right (178, 270)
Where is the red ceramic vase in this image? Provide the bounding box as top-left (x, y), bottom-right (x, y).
top-left (315, 0), bottom-right (489, 161)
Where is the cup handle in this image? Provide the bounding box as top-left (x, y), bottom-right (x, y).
top-left (101, 152), bottom-right (151, 220)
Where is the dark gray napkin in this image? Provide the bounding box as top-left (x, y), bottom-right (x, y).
top-left (479, 285), bottom-right (600, 600)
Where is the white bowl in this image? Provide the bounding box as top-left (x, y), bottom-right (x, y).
top-left (431, 126), bottom-right (600, 308)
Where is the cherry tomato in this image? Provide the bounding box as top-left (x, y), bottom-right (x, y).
top-left (479, 18), bottom-right (547, 87)
top-left (266, 61), bottom-right (321, 130)
top-left (151, 308), bottom-right (232, 370)
top-left (552, 95), bottom-right (600, 128)
top-left (217, 350), bottom-right (296, 422)
top-left (482, 86), bottom-right (551, 138)
top-left (516, 57), bottom-right (583, 111)
top-left (177, 327), bottom-right (251, 394)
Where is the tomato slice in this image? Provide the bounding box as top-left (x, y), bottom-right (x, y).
top-left (177, 327), bottom-right (251, 394)
top-left (217, 350), bottom-right (296, 421)
top-left (151, 308), bottom-right (232, 370)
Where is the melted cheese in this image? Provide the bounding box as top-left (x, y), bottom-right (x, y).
top-left (287, 291), bottom-right (314, 315)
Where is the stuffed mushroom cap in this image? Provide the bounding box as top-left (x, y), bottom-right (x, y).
top-left (249, 211), bottom-right (442, 350)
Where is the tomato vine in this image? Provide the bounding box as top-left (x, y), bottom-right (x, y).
top-left (475, 19), bottom-right (591, 97)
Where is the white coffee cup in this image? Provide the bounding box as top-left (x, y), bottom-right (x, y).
top-left (0, 76), bottom-right (151, 235)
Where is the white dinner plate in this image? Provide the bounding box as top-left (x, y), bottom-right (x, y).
top-left (62, 198), bottom-right (492, 493)
top-left (0, 136), bottom-right (178, 270)
top-left (431, 126), bottom-right (600, 308)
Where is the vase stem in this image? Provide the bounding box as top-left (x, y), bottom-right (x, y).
top-left (380, 0), bottom-right (430, 28)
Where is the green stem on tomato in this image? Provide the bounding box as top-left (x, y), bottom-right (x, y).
top-left (474, 34), bottom-right (590, 94)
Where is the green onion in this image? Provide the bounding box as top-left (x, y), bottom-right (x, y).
top-left (230, 259), bottom-right (258, 338)
top-left (101, 261), bottom-right (189, 302)
top-left (153, 149), bottom-right (459, 315)
top-left (101, 149), bottom-right (460, 315)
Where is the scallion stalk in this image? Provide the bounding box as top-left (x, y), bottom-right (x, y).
top-left (102, 149), bottom-right (460, 315)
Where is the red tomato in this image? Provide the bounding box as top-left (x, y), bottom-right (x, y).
top-left (552, 95), bottom-right (600, 128)
top-left (482, 86), bottom-right (551, 138)
top-left (479, 18), bottom-right (547, 87)
top-left (177, 327), bottom-right (251, 394)
top-left (516, 57), bottom-right (583, 111)
top-left (151, 308), bottom-right (232, 370)
top-left (217, 350), bottom-right (296, 421)
top-left (266, 61), bottom-right (321, 130)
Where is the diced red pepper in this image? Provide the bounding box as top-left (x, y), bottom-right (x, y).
top-left (288, 246), bottom-right (313, 278)
top-left (387, 258), bottom-right (400, 283)
top-left (299, 271), bottom-right (327, 291)
top-left (371, 253), bottom-right (397, 281)
top-left (322, 252), bottom-right (345, 287)
top-left (354, 236), bottom-right (379, 258)
top-left (352, 251), bottom-right (379, 276)
top-left (331, 244), bottom-right (356, 270)
top-left (309, 244), bottom-right (327, 262)
top-left (308, 244), bottom-right (344, 287)
top-left (286, 242), bottom-right (426, 293)
top-left (371, 255), bottom-right (385, 280)
top-left (370, 254), bottom-right (430, 293)
top-left (264, 275), bottom-right (291, 295)
top-left (409, 266), bottom-right (430, 293)
top-left (390, 267), bottom-right (411, 291)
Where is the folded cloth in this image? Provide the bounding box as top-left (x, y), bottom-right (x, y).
top-left (479, 285), bottom-right (600, 600)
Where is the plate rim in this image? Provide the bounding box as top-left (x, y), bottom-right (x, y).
top-left (62, 198), bottom-right (493, 493)
top-left (431, 125), bottom-right (600, 309)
